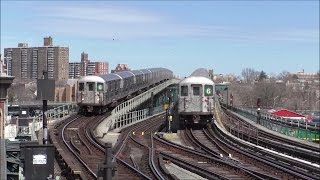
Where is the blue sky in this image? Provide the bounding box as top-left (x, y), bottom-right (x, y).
top-left (1, 1), bottom-right (319, 77)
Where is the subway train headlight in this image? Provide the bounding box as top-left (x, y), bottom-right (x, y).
top-left (82, 98), bottom-right (84, 101)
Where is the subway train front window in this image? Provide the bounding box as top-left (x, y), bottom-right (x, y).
top-left (79, 83), bottom-right (84, 91)
top-left (192, 85), bottom-right (201, 96)
top-left (204, 85), bottom-right (213, 96)
top-left (181, 86), bottom-right (188, 96)
top-left (97, 83), bottom-right (104, 91)
top-left (88, 82), bottom-right (95, 91)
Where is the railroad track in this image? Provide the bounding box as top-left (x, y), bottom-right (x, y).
top-left (187, 125), bottom-right (320, 179)
top-left (51, 108), bottom-right (320, 179)
top-left (51, 113), bottom-right (152, 179)
top-left (113, 114), bottom-right (169, 179)
top-left (51, 115), bottom-right (105, 179)
top-left (224, 109), bottom-right (320, 164)
top-left (153, 132), bottom-right (264, 179)
top-left (114, 113), bottom-right (262, 179)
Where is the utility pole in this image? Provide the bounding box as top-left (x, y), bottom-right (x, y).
top-left (37, 70), bottom-right (55, 144)
top-left (149, 92), bottom-right (154, 116)
top-left (42, 71), bottom-right (48, 144)
top-left (104, 143), bottom-right (113, 180)
top-left (257, 97), bottom-right (262, 124)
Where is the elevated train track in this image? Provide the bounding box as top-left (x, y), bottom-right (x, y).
top-left (222, 107), bottom-right (320, 164)
top-left (51, 114), bottom-right (152, 179)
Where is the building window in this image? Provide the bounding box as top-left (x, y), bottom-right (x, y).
top-left (181, 86), bottom-right (188, 96)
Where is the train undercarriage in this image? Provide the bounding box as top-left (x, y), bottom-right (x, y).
top-left (78, 105), bottom-right (107, 116)
top-left (179, 114), bottom-right (214, 129)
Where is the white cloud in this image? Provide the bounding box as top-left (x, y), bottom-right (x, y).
top-left (3, 2), bottom-right (319, 43)
top-left (39, 5), bottom-right (162, 24)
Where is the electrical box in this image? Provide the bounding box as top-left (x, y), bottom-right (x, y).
top-left (22, 144), bottom-right (54, 180)
top-left (37, 79), bottom-right (55, 101)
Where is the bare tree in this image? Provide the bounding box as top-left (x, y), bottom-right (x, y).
top-left (229, 83), bottom-right (254, 107)
top-left (231, 70), bottom-right (319, 112)
top-left (277, 71), bottom-right (291, 82)
top-left (241, 68), bottom-right (259, 83)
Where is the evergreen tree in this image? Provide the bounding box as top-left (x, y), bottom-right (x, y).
top-left (258, 71), bottom-right (267, 81)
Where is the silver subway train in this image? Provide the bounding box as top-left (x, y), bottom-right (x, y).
top-left (77, 68), bottom-right (173, 114)
top-left (178, 68), bottom-right (215, 127)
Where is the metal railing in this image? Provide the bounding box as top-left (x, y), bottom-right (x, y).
top-left (231, 106), bottom-right (320, 141)
top-left (95, 79), bottom-right (180, 137)
top-left (10, 101), bottom-right (76, 107)
top-left (235, 107), bottom-right (320, 129)
top-left (30, 103), bottom-right (78, 140)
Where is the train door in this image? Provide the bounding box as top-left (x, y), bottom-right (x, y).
top-left (78, 82), bottom-right (84, 103)
top-left (190, 84), bottom-right (202, 112)
top-left (179, 85), bottom-right (188, 112)
top-left (87, 82), bottom-right (96, 104)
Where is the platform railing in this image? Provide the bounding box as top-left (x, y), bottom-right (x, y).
top-left (230, 106), bottom-right (320, 141)
top-left (29, 103), bottom-right (78, 140)
top-left (96, 79), bottom-right (180, 137)
top-left (112, 79), bottom-right (179, 129)
top-left (234, 106), bottom-right (320, 129)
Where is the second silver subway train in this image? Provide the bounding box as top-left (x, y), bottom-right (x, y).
top-left (77, 68), bottom-right (173, 115)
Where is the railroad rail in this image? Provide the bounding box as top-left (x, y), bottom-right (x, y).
top-left (187, 125), bottom-right (320, 179)
top-left (50, 113), bottom-right (152, 179)
top-left (216, 108), bottom-right (320, 178)
top-left (223, 108), bottom-right (320, 164)
top-left (153, 133), bottom-right (264, 179)
top-left (112, 114), bottom-right (169, 179)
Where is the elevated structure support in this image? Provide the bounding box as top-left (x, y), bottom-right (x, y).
top-left (0, 139), bottom-right (6, 180)
top-left (0, 76), bottom-right (14, 139)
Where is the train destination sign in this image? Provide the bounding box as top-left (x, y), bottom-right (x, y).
top-left (204, 85), bottom-right (213, 96)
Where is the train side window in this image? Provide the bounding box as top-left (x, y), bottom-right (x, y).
top-left (88, 82), bottom-right (95, 91)
top-left (181, 86), bottom-right (188, 96)
top-left (192, 85), bottom-right (201, 96)
top-left (79, 83), bottom-right (84, 91)
top-left (110, 81), bottom-right (114, 91)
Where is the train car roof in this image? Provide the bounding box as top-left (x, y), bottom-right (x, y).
top-left (131, 70), bottom-right (144, 75)
top-left (140, 69), bottom-right (152, 74)
top-left (148, 68), bottom-right (165, 72)
top-left (114, 71), bottom-right (135, 78)
top-left (99, 73), bottom-right (122, 81)
top-left (190, 68), bottom-right (210, 78)
top-left (179, 76), bottom-right (214, 85)
top-left (78, 76), bottom-right (105, 83)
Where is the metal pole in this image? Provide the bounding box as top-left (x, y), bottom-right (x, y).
top-left (43, 99), bottom-right (48, 144)
top-left (42, 70), bottom-right (49, 144)
top-left (149, 92), bottom-right (154, 116)
top-left (226, 87), bottom-right (229, 108)
top-left (166, 109), bottom-right (169, 132)
top-left (104, 143), bottom-right (113, 180)
top-left (0, 139), bottom-right (6, 180)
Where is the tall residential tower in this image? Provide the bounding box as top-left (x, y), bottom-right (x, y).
top-left (4, 37), bottom-right (69, 83)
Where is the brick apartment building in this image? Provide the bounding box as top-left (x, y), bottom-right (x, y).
top-left (4, 36), bottom-right (69, 83)
top-left (69, 52), bottom-right (109, 78)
